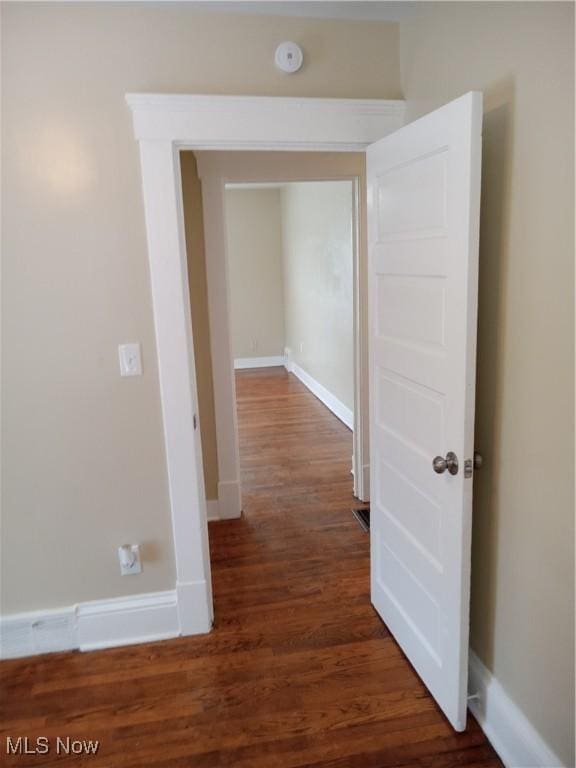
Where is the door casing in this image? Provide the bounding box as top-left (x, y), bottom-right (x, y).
top-left (126, 93), bottom-right (406, 634)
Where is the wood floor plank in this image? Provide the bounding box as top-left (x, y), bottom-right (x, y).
top-left (0, 368), bottom-right (501, 767)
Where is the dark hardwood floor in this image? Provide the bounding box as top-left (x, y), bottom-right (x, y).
top-left (0, 368), bottom-right (501, 767)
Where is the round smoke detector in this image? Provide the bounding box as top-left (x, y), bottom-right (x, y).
top-left (275, 41), bottom-right (303, 74)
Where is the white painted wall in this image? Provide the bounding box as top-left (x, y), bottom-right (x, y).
top-left (281, 182), bottom-right (354, 412)
top-left (225, 188), bottom-right (285, 360)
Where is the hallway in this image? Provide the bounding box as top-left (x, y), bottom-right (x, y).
top-left (0, 369), bottom-right (501, 767)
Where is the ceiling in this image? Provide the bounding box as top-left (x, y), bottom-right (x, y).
top-left (153, 2), bottom-right (418, 22)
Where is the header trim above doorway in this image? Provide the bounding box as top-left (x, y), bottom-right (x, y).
top-left (126, 93), bottom-right (406, 148)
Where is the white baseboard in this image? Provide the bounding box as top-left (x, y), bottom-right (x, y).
top-left (205, 482), bottom-right (241, 522)
top-left (468, 651), bottom-right (566, 767)
top-left (0, 606), bottom-right (77, 659)
top-left (0, 589), bottom-right (191, 659)
top-left (234, 355), bottom-right (285, 369)
top-left (206, 499), bottom-right (220, 521)
top-left (218, 480), bottom-right (242, 519)
top-left (77, 590), bottom-right (179, 652)
top-left (290, 361), bottom-right (353, 430)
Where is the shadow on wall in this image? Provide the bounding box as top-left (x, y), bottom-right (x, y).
top-left (470, 76), bottom-right (515, 669)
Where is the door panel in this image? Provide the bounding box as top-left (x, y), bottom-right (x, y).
top-left (367, 92), bottom-right (482, 731)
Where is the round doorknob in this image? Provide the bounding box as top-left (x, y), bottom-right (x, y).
top-left (432, 451), bottom-right (459, 475)
top-left (433, 456), bottom-right (447, 473)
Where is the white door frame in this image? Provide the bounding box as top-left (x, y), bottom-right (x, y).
top-left (126, 94), bottom-right (405, 634)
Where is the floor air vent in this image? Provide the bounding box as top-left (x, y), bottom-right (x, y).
top-left (352, 507), bottom-right (370, 532)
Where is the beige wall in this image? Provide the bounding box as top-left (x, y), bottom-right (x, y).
top-left (400, 3), bottom-right (575, 763)
top-left (181, 153), bottom-right (219, 501)
top-left (224, 181), bottom-right (354, 410)
top-left (225, 189), bottom-right (285, 360)
top-left (1, 4), bottom-right (400, 613)
top-left (281, 182), bottom-right (354, 411)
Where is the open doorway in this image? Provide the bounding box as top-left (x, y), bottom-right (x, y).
top-left (224, 180), bottom-right (358, 514)
top-left (180, 150), bottom-right (370, 532)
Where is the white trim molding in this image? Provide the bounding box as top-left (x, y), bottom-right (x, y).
top-left (77, 591), bottom-right (179, 652)
top-left (205, 481), bottom-right (242, 522)
top-left (137, 140), bottom-right (213, 639)
top-left (0, 591), bottom-right (181, 660)
top-left (126, 94), bottom-right (405, 149)
top-left (234, 355), bottom-right (286, 369)
top-left (206, 499), bottom-right (220, 522)
top-left (175, 580), bottom-right (212, 636)
top-left (217, 480), bottom-right (242, 519)
top-left (468, 651), bottom-right (566, 768)
top-left (0, 606), bottom-right (77, 659)
top-left (289, 361), bottom-right (353, 431)
top-left (126, 92), bottom-right (405, 638)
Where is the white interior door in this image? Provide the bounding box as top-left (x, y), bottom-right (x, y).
top-left (367, 92), bottom-right (482, 731)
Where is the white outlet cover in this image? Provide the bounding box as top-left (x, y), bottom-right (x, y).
top-left (118, 343), bottom-right (142, 377)
top-left (275, 41), bottom-right (303, 74)
top-left (118, 544), bottom-right (142, 576)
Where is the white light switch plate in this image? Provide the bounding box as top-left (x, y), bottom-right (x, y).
top-left (118, 343), bottom-right (142, 377)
